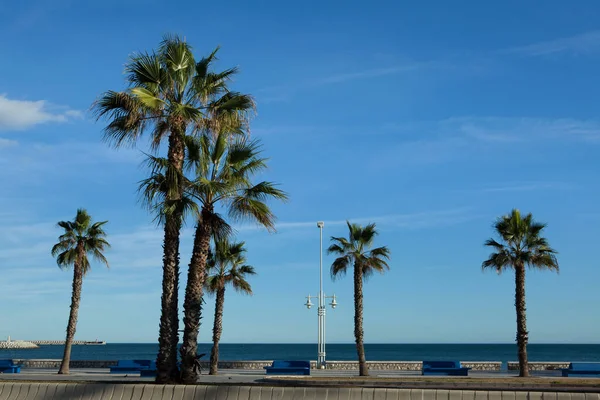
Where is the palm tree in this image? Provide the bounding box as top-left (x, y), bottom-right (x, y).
top-left (328, 222), bottom-right (390, 376)
top-left (93, 35), bottom-right (254, 383)
top-left (144, 132), bottom-right (286, 383)
top-left (181, 132), bottom-right (286, 383)
top-left (51, 209), bottom-right (109, 375)
top-left (205, 239), bottom-right (255, 375)
top-left (482, 209), bottom-right (558, 377)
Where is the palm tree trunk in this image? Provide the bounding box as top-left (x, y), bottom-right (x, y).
top-left (180, 206), bottom-right (213, 384)
top-left (515, 263), bottom-right (529, 377)
top-left (353, 261), bottom-right (368, 376)
top-left (156, 130), bottom-right (185, 384)
top-left (210, 286), bottom-right (225, 375)
top-left (58, 258), bottom-right (83, 375)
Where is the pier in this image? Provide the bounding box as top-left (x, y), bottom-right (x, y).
top-left (29, 340), bottom-right (106, 345)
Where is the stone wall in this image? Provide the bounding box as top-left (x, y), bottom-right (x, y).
top-left (14, 359), bottom-right (501, 371)
top-left (507, 361), bottom-right (570, 371)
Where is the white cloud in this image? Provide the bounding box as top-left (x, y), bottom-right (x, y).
top-left (502, 30), bottom-right (600, 57)
top-left (0, 94), bottom-right (83, 131)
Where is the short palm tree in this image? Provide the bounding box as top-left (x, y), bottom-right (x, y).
top-left (145, 132), bottom-right (286, 383)
top-left (205, 239), bottom-right (255, 375)
top-left (94, 35), bottom-right (254, 383)
top-left (482, 209), bottom-right (558, 377)
top-left (328, 222), bottom-right (390, 376)
top-left (51, 209), bottom-right (109, 375)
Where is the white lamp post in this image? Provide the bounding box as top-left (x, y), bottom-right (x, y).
top-left (304, 221), bottom-right (337, 369)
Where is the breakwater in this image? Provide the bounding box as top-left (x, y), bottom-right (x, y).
top-left (0, 341), bottom-right (39, 349)
top-left (29, 340), bottom-right (106, 345)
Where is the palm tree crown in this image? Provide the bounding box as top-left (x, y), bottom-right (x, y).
top-left (482, 209), bottom-right (559, 273)
top-left (205, 239), bottom-right (256, 295)
top-left (328, 222), bottom-right (391, 279)
top-left (51, 208), bottom-right (110, 273)
top-left (93, 35), bottom-right (254, 151)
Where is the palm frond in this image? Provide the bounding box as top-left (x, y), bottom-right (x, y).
top-left (228, 197), bottom-right (276, 232)
top-left (126, 53), bottom-right (164, 92)
top-left (482, 250), bottom-right (513, 274)
top-left (330, 255), bottom-right (351, 280)
top-left (93, 91), bottom-right (148, 148)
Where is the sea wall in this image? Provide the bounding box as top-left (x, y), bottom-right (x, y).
top-left (507, 362), bottom-right (570, 371)
top-left (13, 359), bottom-right (502, 371)
top-left (0, 383), bottom-right (597, 400)
top-left (15, 360), bottom-right (117, 368)
top-left (14, 359), bottom-right (573, 371)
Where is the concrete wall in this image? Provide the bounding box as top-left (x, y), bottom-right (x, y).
top-left (0, 383), bottom-right (598, 400)
top-left (13, 360), bottom-right (502, 371)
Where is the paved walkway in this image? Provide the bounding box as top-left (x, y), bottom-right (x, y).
top-left (0, 368), bottom-right (562, 384)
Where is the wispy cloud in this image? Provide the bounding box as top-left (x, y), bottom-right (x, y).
top-left (502, 30), bottom-right (600, 57)
top-left (316, 64), bottom-right (424, 85)
top-left (257, 61), bottom-right (428, 103)
top-left (237, 208), bottom-right (476, 233)
top-left (0, 94), bottom-right (83, 131)
top-left (0, 138), bottom-right (17, 148)
top-left (478, 181), bottom-right (574, 193)
top-left (375, 116), bottom-right (600, 168)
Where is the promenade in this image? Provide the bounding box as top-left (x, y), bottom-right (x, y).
top-left (0, 367), bottom-right (571, 383)
top-left (0, 368), bottom-right (599, 399)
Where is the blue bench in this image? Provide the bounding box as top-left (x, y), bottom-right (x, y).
top-left (422, 361), bottom-right (470, 376)
top-left (0, 360), bottom-right (21, 374)
top-left (561, 363), bottom-right (600, 377)
top-left (264, 360), bottom-right (310, 375)
top-left (110, 360), bottom-right (155, 374)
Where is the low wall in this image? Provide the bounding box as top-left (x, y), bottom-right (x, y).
top-left (15, 360), bottom-right (117, 369)
top-left (0, 383), bottom-right (596, 400)
top-left (13, 359), bottom-right (502, 371)
top-left (507, 362), bottom-right (570, 371)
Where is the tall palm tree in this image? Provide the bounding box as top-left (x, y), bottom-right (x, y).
top-left (205, 239), bottom-right (255, 375)
top-left (93, 35), bottom-right (254, 383)
top-left (144, 132), bottom-right (286, 383)
top-left (482, 209), bottom-right (558, 377)
top-left (181, 132), bottom-right (286, 383)
top-left (51, 209), bottom-right (109, 375)
top-left (328, 222), bottom-right (390, 377)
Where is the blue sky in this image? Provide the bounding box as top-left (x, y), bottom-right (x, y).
top-left (0, 0), bottom-right (599, 344)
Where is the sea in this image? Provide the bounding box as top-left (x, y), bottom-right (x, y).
top-left (1, 344), bottom-right (599, 364)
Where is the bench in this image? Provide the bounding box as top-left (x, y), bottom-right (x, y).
top-left (264, 360), bottom-right (310, 375)
top-left (0, 359), bottom-right (21, 373)
top-left (561, 362), bottom-right (600, 377)
top-left (109, 359), bottom-right (155, 374)
top-left (422, 361), bottom-right (470, 376)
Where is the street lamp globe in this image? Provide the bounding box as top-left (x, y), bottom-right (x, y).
top-left (330, 295), bottom-right (337, 309)
top-left (304, 297), bottom-right (313, 309)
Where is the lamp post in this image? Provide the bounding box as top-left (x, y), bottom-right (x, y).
top-left (304, 221), bottom-right (337, 369)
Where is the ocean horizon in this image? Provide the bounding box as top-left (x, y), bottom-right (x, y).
top-left (1, 343), bottom-right (599, 363)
